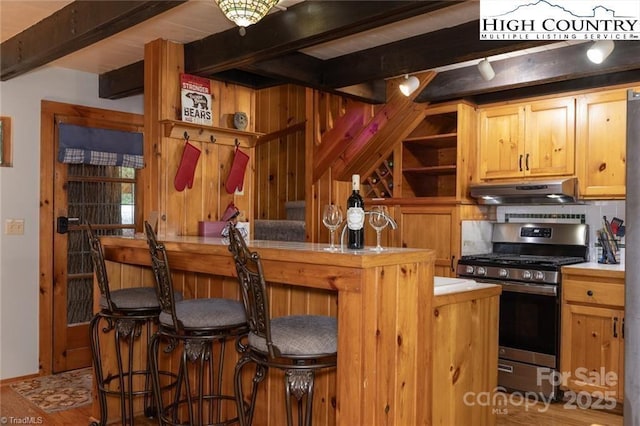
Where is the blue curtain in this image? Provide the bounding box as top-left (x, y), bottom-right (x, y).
top-left (58, 123), bottom-right (144, 169)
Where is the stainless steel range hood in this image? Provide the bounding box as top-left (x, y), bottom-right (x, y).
top-left (469, 178), bottom-right (578, 205)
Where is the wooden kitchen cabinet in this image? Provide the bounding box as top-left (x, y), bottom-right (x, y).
top-left (479, 98), bottom-right (575, 180)
top-left (400, 205), bottom-right (458, 277)
top-left (399, 204), bottom-right (489, 277)
top-left (576, 88), bottom-right (636, 199)
top-left (560, 267), bottom-right (625, 403)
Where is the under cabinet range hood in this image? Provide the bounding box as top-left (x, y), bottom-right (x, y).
top-left (469, 178), bottom-right (579, 205)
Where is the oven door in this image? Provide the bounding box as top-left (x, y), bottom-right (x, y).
top-left (498, 281), bottom-right (559, 369)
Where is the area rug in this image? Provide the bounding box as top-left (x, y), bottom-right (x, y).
top-left (10, 368), bottom-right (92, 413)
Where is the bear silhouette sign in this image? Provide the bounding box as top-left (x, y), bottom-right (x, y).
top-left (181, 74), bottom-right (213, 126)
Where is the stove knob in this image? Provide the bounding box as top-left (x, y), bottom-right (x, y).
top-left (534, 271), bottom-right (545, 281)
top-left (522, 270), bottom-right (532, 280)
top-left (476, 266), bottom-right (487, 276)
top-left (498, 268), bottom-right (509, 278)
top-left (465, 265), bottom-right (475, 275)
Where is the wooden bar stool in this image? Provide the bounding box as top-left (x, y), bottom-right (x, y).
top-left (144, 222), bottom-right (248, 425)
top-left (87, 224), bottom-right (181, 425)
top-left (227, 224), bottom-right (337, 426)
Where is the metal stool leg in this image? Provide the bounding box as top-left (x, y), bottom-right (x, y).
top-left (90, 313), bottom-right (108, 426)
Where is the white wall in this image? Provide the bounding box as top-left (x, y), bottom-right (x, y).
top-left (0, 66), bottom-right (143, 380)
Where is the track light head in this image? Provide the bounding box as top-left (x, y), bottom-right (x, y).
top-left (477, 58), bottom-right (495, 81)
top-left (587, 40), bottom-right (615, 64)
top-left (399, 75), bottom-right (420, 96)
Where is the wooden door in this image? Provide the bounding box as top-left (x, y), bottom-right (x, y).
top-left (40, 101), bottom-right (143, 373)
top-left (399, 205), bottom-right (458, 277)
top-left (576, 89), bottom-right (628, 198)
top-left (478, 105), bottom-right (524, 180)
top-left (525, 98), bottom-right (575, 178)
top-left (561, 304), bottom-right (623, 397)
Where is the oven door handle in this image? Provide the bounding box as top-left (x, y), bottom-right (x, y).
top-left (498, 363), bottom-right (514, 374)
top-left (500, 282), bottom-right (557, 296)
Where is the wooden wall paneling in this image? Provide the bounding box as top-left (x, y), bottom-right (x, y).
top-left (305, 88), bottom-right (316, 242)
top-left (143, 39), bottom-right (183, 235)
top-left (200, 141), bottom-right (219, 222)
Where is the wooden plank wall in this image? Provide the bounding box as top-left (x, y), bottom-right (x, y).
top-left (254, 85), bottom-right (306, 220)
top-left (143, 39), bottom-right (256, 237)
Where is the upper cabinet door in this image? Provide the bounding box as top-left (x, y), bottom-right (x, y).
top-left (525, 98), bottom-right (575, 178)
top-left (479, 105), bottom-right (525, 180)
top-left (576, 89), bottom-right (630, 199)
top-left (479, 98), bottom-right (575, 180)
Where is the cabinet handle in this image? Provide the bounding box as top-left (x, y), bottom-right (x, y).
top-left (519, 155), bottom-right (523, 171)
top-left (613, 317), bottom-right (618, 338)
top-left (622, 318), bottom-right (625, 339)
top-left (450, 255), bottom-right (455, 272)
top-left (525, 153), bottom-right (530, 171)
top-left (587, 290), bottom-right (593, 296)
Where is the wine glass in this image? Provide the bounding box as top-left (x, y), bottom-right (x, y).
top-left (322, 204), bottom-right (343, 251)
top-left (369, 205), bottom-right (389, 252)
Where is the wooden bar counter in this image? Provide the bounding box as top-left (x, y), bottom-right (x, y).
top-left (99, 235), bottom-right (436, 426)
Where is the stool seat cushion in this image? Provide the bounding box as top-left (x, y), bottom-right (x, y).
top-left (100, 287), bottom-right (183, 311)
top-left (249, 315), bottom-right (337, 356)
top-left (159, 298), bottom-right (246, 329)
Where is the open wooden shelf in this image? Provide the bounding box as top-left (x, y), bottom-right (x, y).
top-left (160, 119), bottom-right (263, 147)
top-left (401, 108), bottom-right (461, 198)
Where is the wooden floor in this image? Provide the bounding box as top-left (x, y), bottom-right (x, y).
top-left (0, 383), bottom-right (624, 426)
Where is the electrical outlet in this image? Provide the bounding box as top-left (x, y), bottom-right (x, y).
top-left (235, 186), bottom-right (244, 196)
top-left (5, 219), bottom-right (25, 235)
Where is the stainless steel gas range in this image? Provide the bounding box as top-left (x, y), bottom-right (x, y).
top-left (457, 222), bottom-right (588, 399)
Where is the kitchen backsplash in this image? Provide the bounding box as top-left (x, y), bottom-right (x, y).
top-left (462, 200), bottom-right (625, 263)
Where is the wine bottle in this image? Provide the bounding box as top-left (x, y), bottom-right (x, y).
top-left (347, 174), bottom-right (365, 249)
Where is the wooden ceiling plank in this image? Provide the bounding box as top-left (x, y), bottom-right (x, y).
top-left (1, 0), bottom-right (186, 81)
top-left (418, 41), bottom-right (640, 103)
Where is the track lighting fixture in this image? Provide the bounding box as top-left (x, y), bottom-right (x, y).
top-left (399, 75), bottom-right (420, 96)
top-left (477, 58), bottom-right (495, 81)
top-left (587, 40), bottom-right (615, 64)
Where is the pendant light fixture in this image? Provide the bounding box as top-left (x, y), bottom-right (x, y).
top-left (399, 75), bottom-right (420, 96)
top-left (477, 58), bottom-right (495, 81)
top-left (587, 40), bottom-right (615, 64)
top-left (216, 0), bottom-right (279, 34)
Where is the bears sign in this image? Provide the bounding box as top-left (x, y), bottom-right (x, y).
top-left (181, 74), bottom-right (213, 126)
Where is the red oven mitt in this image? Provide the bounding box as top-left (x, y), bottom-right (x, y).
top-left (225, 146), bottom-right (249, 194)
top-left (174, 141), bottom-right (201, 191)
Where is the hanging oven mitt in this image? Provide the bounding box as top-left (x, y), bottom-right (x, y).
top-left (225, 144), bottom-right (249, 194)
top-left (174, 140), bottom-right (201, 191)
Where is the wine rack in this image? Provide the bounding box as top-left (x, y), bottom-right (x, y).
top-left (363, 154), bottom-right (394, 198)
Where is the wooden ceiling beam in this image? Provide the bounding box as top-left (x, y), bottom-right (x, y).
top-left (320, 20), bottom-right (555, 88)
top-left (184, 1), bottom-right (460, 75)
top-left (417, 41), bottom-right (640, 103)
top-left (1, 0), bottom-right (186, 81)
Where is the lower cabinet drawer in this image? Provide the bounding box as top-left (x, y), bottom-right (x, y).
top-left (563, 280), bottom-right (624, 306)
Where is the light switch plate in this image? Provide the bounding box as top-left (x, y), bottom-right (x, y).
top-left (5, 219), bottom-right (24, 235)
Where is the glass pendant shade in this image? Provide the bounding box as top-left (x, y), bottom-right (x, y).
top-left (216, 0), bottom-right (279, 28)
